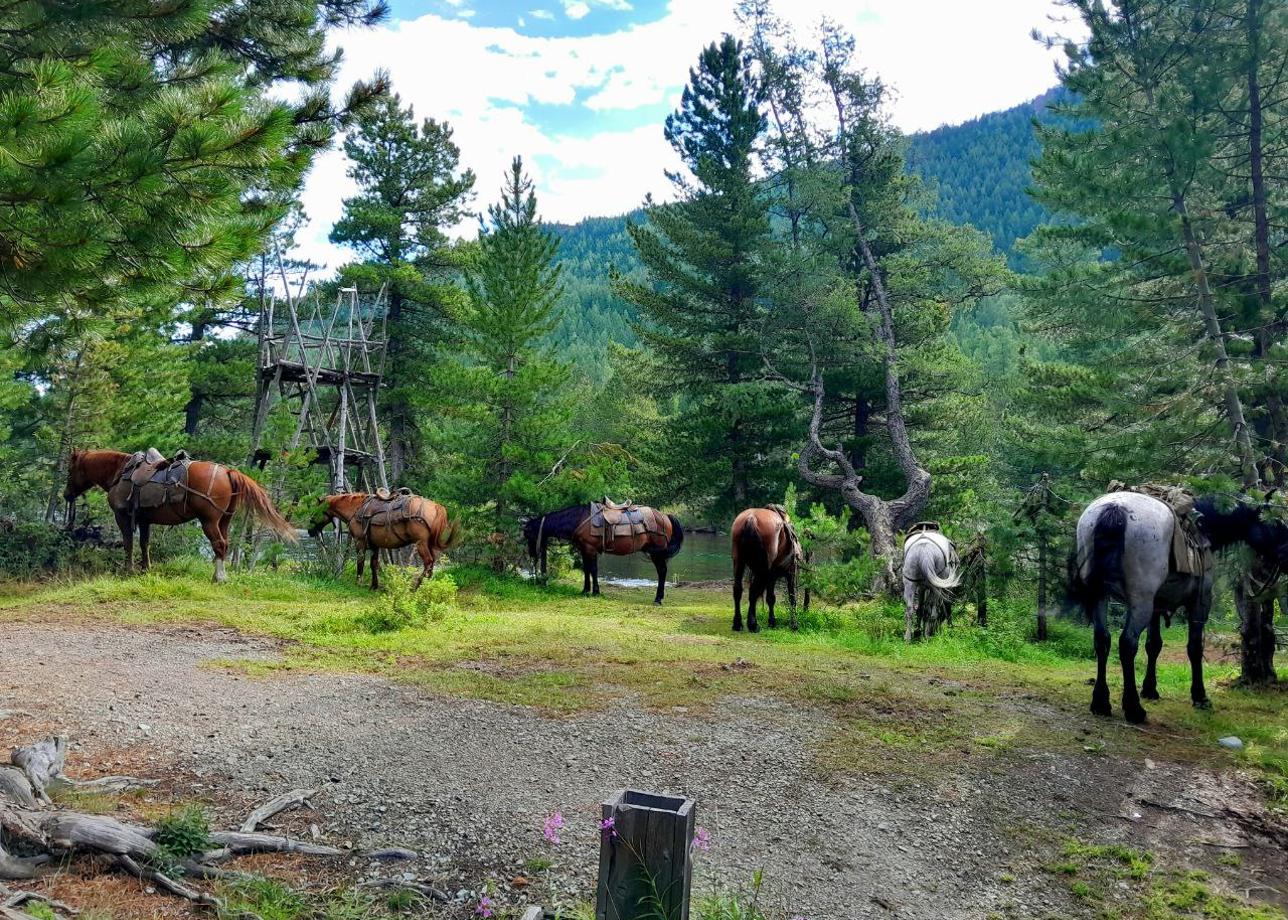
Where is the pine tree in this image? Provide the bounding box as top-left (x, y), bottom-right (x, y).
top-left (330, 93), bottom-right (476, 481)
top-left (434, 158), bottom-right (573, 556)
top-left (617, 34), bottom-right (796, 520)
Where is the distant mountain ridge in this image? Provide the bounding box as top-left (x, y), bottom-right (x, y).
top-left (549, 88), bottom-right (1065, 375)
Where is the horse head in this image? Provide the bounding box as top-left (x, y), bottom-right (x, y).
top-left (522, 515), bottom-right (544, 562)
top-left (306, 495), bottom-right (336, 538)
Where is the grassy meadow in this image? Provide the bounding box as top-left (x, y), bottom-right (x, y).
top-left (2, 557), bottom-right (1285, 804)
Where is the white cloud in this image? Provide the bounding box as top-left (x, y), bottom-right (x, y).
top-left (563, 1), bottom-right (590, 20)
top-left (295, 0), bottom-right (1082, 273)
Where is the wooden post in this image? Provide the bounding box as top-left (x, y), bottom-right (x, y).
top-left (596, 790), bottom-right (695, 920)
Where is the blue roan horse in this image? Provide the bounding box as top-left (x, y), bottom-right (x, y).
top-left (1072, 492), bottom-right (1288, 723)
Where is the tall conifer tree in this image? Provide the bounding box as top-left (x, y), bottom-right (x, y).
top-left (617, 34), bottom-right (794, 519)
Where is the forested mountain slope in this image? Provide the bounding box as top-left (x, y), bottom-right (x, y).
top-left (549, 88), bottom-right (1063, 371)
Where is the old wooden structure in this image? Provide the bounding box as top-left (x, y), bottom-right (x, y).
top-left (596, 789), bottom-right (695, 920)
top-left (248, 274), bottom-right (390, 493)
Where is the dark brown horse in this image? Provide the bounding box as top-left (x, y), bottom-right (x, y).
top-left (309, 492), bottom-right (459, 590)
top-left (523, 503), bottom-right (684, 604)
top-left (64, 449), bottom-right (295, 582)
top-left (731, 506), bottom-right (802, 632)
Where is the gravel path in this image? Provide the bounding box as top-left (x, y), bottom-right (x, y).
top-left (1, 620), bottom-right (1283, 919)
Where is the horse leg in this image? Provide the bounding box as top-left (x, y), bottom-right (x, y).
top-left (370, 549), bottom-right (380, 591)
top-left (747, 575), bottom-right (763, 633)
top-left (1090, 597), bottom-right (1112, 717)
top-left (582, 550), bottom-right (592, 595)
top-left (1119, 597), bottom-right (1153, 724)
top-left (356, 541), bottom-right (366, 584)
top-left (732, 559), bottom-right (745, 632)
top-left (1140, 610), bottom-right (1164, 701)
top-left (1189, 580), bottom-right (1212, 709)
top-left (786, 569), bottom-right (798, 631)
top-left (138, 521), bottom-right (151, 572)
top-left (903, 578), bottom-right (917, 643)
top-left (766, 577), bottom-right (778, 629)
top-left (591, 554), bottom-right (601, 596)
top-left (413, 540), bottom-right (434, 590)
top-left (115, 511), bottom-right (135, 574)
top-left (199, 515), bottom-right (228, 584)
top-left (651, 552), bottom-right (667, 606)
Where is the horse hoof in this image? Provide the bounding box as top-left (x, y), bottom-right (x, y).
top-left (748, 624), bottom-right (759, 634)
top-left (653, 599), bottom-right (663, 606)
top-left (1124, 706), bottom-right (1148, 725)
top-left (1141, 688), bottom-right (1160, 701)
top-left (1090, 701), bottom-right (1112, 717)
top-left (732, 623), bottom-right (743, 633)
top-left (1192, 698), bottom-right (1213, 711)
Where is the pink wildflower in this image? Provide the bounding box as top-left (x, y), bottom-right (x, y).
top-left (542, 810), bottom-right (565, 845)
top-left (599, 816), bottom-right (617, 838)
top-left (692, 826), bottom-right (711, 853)
top-left (475, 895), bottom-right (495, 918)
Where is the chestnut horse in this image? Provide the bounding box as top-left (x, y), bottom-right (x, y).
top-left (309, 492), bottom-right (459, 590)
top-left (64, 449), bottom-right (295, 582)
top-left (731, 506), bottom-right (802, 632)
top-left (523, 504), bottom-right (684, 604)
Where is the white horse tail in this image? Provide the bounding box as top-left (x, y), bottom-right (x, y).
top-left (918, 550), bottom-right (962, 591)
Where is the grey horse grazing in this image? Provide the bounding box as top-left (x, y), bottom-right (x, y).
top-left (1073, 491), bottom-right (1288, 723)
top-left (902, 525), bottom-right (962, 641)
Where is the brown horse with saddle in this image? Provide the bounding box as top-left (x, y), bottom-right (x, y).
top-left (310, 489), bottom-right (459, 590)
top-left (64, 449), bottom-right (296, 582)
top-left (523, 500), bottom-right (685, 604)
top-left (731, 505), bottom-right (802, 632)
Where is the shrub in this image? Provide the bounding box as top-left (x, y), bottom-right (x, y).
top-left (0, 521), bottom-right (114, 580)
top-left (356, 568), bottom-right (457, 633)
top-left (152, 805), bottom-right (213, 874)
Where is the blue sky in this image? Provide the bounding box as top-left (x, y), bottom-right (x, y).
top-left (297, 0), bottom-right (1081, 270)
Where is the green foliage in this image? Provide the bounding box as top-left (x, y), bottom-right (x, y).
top-left (429, 157), bottom-right (578, 549)
top-left (151, 805), bottom-right (214, 874)
top-left (356, 570), bottom-right (457, 633)
top-left (21, 904), bottom-right (55, 920)
top-left (330, 91), bottom-right (476, 478)
top-left (617, 35), bottom-right (795, 520)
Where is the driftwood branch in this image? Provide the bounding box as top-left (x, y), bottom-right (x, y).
top-left (240, 788), bottom-right (316, 833)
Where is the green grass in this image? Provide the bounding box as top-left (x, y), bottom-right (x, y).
top-left (3, 558), bottom-right (1286, 793)
top-left (1049, 841), bottom-right (1287, 920)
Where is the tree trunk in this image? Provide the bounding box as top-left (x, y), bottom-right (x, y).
top-left (386, 286), bottom-right (408, 485)
top-left (182, 319), bottom-right (208, 437)
top-left (1036, 531), bottom-right (1049, 641)
top-left (1236, 557), bottom-right (1279, 686)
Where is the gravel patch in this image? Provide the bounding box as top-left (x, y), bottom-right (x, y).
top-left (1, 620), bottom-right (1283, 919)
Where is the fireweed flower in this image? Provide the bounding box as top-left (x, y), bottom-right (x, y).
top-left (692, 826), bottom-right (711, 852)
top-left (475, 895), bottom-right (495, 918)
top-left (599, 816), bottom-right (617, 838)
top-left (542, 810), bottom-right (565, 845)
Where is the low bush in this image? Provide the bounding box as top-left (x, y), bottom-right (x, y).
top-left (355, 568), bottom-right (457, 633)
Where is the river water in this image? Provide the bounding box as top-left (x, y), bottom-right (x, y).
top-left (595, 529), bottom-right (729, 586)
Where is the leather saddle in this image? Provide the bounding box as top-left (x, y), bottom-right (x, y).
top-left (585, 500), bottom-right (655, 547)
top-left (121, 449), bottom-right (191, 510)
top-left (907, 521), bottom-right (941, 535)
top-left (356, 488), bottom-right (417, 532)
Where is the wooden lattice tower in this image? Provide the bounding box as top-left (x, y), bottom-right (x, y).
top-left (249, 280), bottom-right (390, 492)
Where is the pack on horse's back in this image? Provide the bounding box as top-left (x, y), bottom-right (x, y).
top-left (524, 498), bottom-right (684, 605)
top-left (63, 448), bottom-right (295, 582)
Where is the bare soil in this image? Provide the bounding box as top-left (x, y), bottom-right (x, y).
top-left (1, 620), bottom-right (1284, 919)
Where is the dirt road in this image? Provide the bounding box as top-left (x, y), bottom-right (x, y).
top-left (1, 620), bottom-right (1283, 919)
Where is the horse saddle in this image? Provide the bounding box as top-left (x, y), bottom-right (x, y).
top-left (121, 449), bottom-right (191, 510)
top-left (1111, 482), bottom-right (1211, 576)
top-left (584, 501), bottom-right (655, 546)
top-left (356, 490), bottom-right (418, 532)
top-left (907, 521), bottom-right (941, 535)
top-left (602, 496), bottom-right (634, 511)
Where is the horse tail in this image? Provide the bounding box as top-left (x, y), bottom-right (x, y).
top-left (665, 514), bottom-right (685, 559)
top-left (1073, 502), bottom-right (1127, 605)
top-left (735, 515), bottom-right (767, 572)
top-left (436, 514), bottom-right (463, 552)
top-left (919, 551), bottom-right (962, 591)
top-left (228, 470), bottom-right (297, 542)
